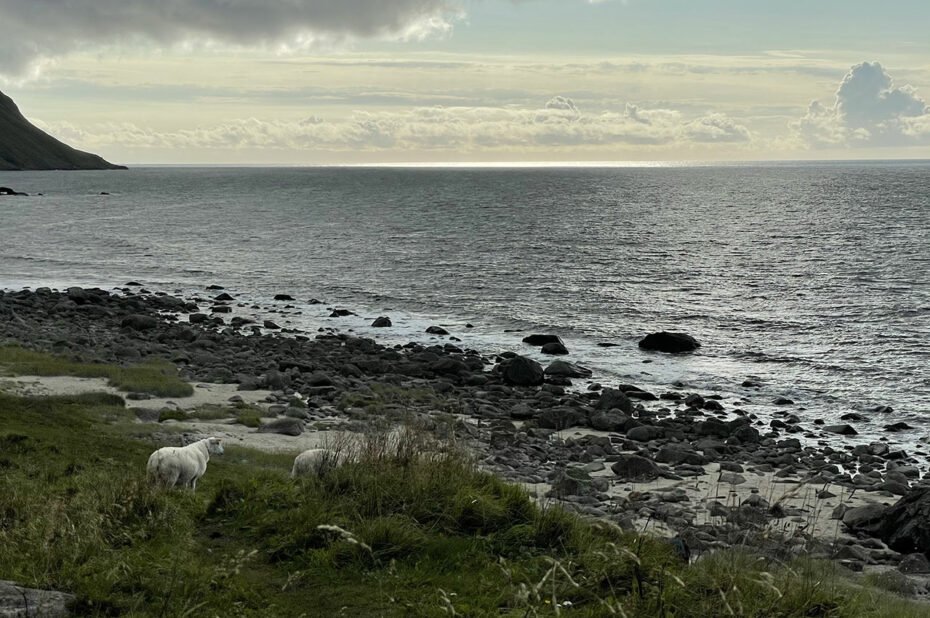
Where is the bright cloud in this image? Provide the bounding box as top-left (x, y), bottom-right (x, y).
top-left (794, 62), bottom-right (930, 147)
top-left (35, 99), bottom-right (752, 155)
top-left (0, 0), bottom-right (458, 77)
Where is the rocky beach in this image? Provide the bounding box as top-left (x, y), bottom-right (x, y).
top-left (4, 282), bottom-right (930, 606)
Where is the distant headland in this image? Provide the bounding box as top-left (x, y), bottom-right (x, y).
top-left (0, 89), bottom-right (126, 171)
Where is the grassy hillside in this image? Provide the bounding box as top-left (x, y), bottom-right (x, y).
top-left (0, 90), bottom-right (125, 171)
top-left (0, 388), bottom-right (927, 617)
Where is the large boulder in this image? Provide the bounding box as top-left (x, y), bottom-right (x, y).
top-left (499, 355), bottom-right (545, 386)
top-left (544, 360), bottom-right (593, 379)
top-left (536, 407), bottom-right (588, 430)
top-left (880, 489), bottom-right (930, 555)
top-left (522, 334), bottom-right (563, 346)
top-left (611, 455), bottom-right (661, 482)
top-left (589, 411), bottom-right (634, 432)
top-left (843, 503), bottom-right (888, 536)
top-left (638, 332), bottom-right (701, 353)
top-left (540, 342), bottom-right (569, 355)
top-left (0, 580), bottom-right (74, 617)
top-left (258, 418), bottom-right (304, 436)
top-left (595, 388), bottom-right (633, 414)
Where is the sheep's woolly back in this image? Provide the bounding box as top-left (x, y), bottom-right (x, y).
top-left (147, 437), bottom-right (223, 490)
top-left (291, 448), bottom-right (347, 478)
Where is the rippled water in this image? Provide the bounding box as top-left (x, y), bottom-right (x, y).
top-left (2, 163), bottom-right (928, 442)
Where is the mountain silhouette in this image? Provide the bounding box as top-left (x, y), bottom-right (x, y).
top-left (0, 90), bottom-right (126, 170)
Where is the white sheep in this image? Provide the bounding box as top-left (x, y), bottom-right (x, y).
top-left (147, 437), bottom-right (224, 490)
top-left (291, 448), bottom-right (350, 478)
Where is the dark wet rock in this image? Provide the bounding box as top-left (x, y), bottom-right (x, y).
top-left (730, 424), bottom-right (761, 443)
top-left (0, 187), bottom-right (28, 196)
top-left (499, 355), bottom-right (545, 387)
top-left (655, 447), bottom-right (705, 466)
top-left (371, 316), bottom-right (392, 327)
top-left (589, 411), bottom-right (634, 433)
top-left (257, 418), bottom-right (304, 436)
top-left (540, 342), bottom-right (569, 355)
top-left (509, 403), bottom-right (536, 420)
top-left (885, 422), bottom-right (912, 432)
top-left (878, 481), bottom-right (910, 496)
top-left (773, 397), bottom-right (794, 405)
top-left (306, 372), bottom-right (334, 387)
top-left (874, 405), bottom-right (894, 414)
top-left (263, 320), bottom-right (281, 330)
top-left (611, 455), bottom-right (661, 482)
top-left (329, 309), bottom-right (356, 317)
top-left (683, 393), bottom-right (704, 407)
top-left (522, 334), bottom-right (562, 346)
top-left (626, 425), bottom-right (663, 442)
top-left (898, 553), bottom-right (930, 574)
top-left (426, 325), bottom-right (449, 336)
top-left (841, 412), bottom-right (866, 421)
top-left (843, 503), bottom-right (888, 536)
top-left (832, 544), bottom-right (872, 562)
top-left (824, 424), bottom-right (858, 436)
top-left (273, 294), bottom-right (295, 301)
top-left (121, 314), bottom-right (158, 331)
top-left (547, 468), bottom-right (607, 498)
top-left (638, 331), bottom-right (700, 353)
top-left (596, 342), bottom-right (620, 348)
top-left (595, 388), bottom-right (633, 414)
top-left (188, 313), bottom-right (208, 324)
top-left (264, 369), bottom-right (290, 390)
top-left (696, 418), bottom-right (730, 438)
top-left (214, 293), bottom-right (234, 301)
top-left (536, 407), bottom-right (587, 430)
top-left (0, 580), bottom-right (75, 617)
top-left (430, 358), bottom-right (468, 375)
top-left (544, 360), bottom-right (592, 379)
top-left (880, 489), bottom-right (930, 555)
top-left (212, 306), bottom-right (232, 314)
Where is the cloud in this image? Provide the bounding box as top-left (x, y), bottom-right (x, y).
top-left (545, 96), bottom-right (578, 112)
top-left (0, 0), bottom-right (457, 76)
top-left (35, 98), bottom-right (752, 154)
top-left (794, 61), bottom-right (930, 147)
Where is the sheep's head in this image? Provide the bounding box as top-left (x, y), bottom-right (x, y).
top-left (206, 437), bottom-right (224, 455)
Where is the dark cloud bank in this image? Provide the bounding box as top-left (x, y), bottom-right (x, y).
top-left (0, 0), bottom-right (455, 75)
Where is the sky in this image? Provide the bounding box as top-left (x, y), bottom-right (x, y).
top-left (2, 0), bottom-right (930, 165)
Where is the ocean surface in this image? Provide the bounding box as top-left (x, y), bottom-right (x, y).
top-left (2, 163), bottom-right (928, 448)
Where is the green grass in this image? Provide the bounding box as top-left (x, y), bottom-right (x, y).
top-left (0, 390), bottom-right (927, 617)
top-left (0, 344), bottom-right (193, 397)
top-left (235, 409), bottom-right (262, 428)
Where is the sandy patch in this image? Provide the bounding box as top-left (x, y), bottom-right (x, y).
top-left (0, 375), bottom-right (274, 410)
top-left (0, 374), bottom-right (337, 454)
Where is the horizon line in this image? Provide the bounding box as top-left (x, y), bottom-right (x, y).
top-left (113, 157), bottom-right (930, 169)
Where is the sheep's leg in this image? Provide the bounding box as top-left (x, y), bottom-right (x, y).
top-left (190, 476), bottom-right (197, 491)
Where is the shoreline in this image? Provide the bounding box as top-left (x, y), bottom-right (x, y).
top-left (2, 283), bottom-right (929, 591)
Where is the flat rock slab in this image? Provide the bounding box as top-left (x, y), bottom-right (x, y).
top-left (0, 580), bottom-right (74, 617)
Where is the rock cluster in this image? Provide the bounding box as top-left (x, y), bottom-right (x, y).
top-left (1, 286), bottom-right (927, 582)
